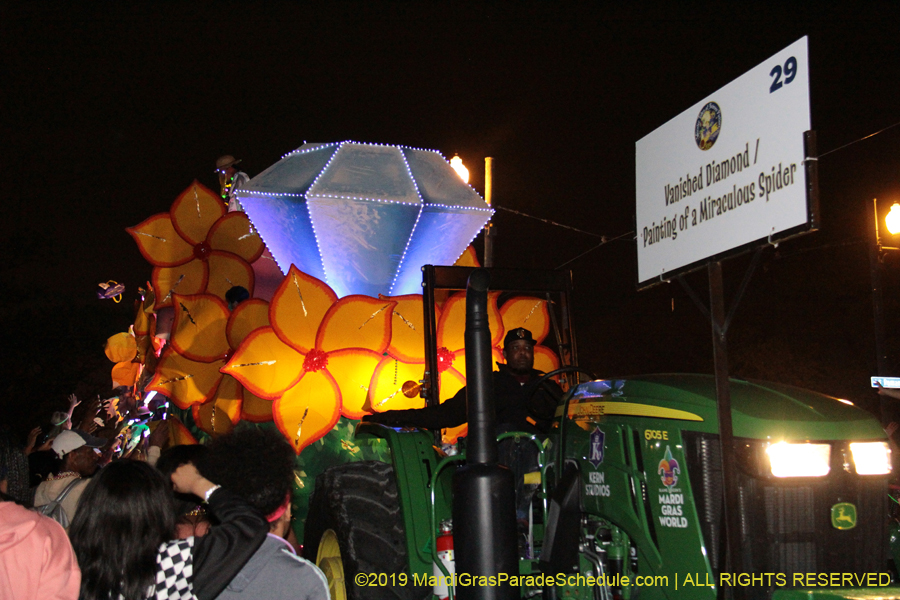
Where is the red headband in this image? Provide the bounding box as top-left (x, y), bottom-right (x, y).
top-left (266, 494), bottom-right (291, 523)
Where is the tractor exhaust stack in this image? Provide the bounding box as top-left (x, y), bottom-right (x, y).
top-left (452, 268), bottom-right (519, 600)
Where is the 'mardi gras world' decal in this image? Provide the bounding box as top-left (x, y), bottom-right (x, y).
top-left (657, 445), bottom-right (688, 528)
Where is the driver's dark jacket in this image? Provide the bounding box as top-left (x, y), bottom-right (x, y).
top-left (366, 363), bottom-right (563, 434)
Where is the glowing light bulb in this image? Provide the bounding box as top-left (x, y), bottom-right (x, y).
top-left (886, 203), bottom-right (900, 235)
top-left (450, 155), bottom-right (469, 183)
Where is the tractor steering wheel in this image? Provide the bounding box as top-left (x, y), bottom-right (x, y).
top-left (526, 366), bottom-right (598, 405)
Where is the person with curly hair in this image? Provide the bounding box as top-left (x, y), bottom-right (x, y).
top-left (69, 460), bottom-right (267, 600)
top-left (199, 427), bottom-right (328, 600)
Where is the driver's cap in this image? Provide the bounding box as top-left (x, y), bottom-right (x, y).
top-left (503, 327), bottom-right (536, 349)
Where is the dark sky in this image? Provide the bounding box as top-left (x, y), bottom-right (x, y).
top-left (5, 2), bottom-right (900, 426)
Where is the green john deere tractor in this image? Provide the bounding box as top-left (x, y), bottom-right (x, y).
top-left (304, 267), bottom-right (900, 600)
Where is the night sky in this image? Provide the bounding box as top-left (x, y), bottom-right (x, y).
top-left (5, 3), bottom-right (900, 432)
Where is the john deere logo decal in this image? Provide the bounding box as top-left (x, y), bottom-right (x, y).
top-left (589, 427), bottom-right (605, 468)
top-left (658, 445), bottom-right (680, 490)
top-left (695, 102), bottom-right (722, 150)
top-left (831, 503), bottom-right (857, 530)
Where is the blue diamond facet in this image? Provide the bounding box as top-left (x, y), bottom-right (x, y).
top-left (238, 141), bottom-right (493, 298)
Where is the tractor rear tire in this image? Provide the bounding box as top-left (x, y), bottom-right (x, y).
top-left (304, 461), bottom-right (429, 600)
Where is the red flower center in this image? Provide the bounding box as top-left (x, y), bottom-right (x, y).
top-left (193, 241), bottom-right (212, 261)
top-left (436, 347), bottom-right (455, 373)
top-left (303, 349), bottom-right (329, 373)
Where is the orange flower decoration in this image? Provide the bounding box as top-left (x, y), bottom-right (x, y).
top-left (366, 294), bottom-right (436, 413)
top-left (133, 285), bottom-right (158, 366)
top-left (223, 267), bottom-right (396, 453)
top-left (127, 181), bottom-right (264, 308)
top-left (435, 290), bottom-right (505, 384)
top-left (146, 294), bottom-right (274, 435)
top-left (104, 329), bottom-right (142, 389)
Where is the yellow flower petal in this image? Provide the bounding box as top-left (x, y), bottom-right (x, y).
top-left (134, 292), bottom-right (155, 336)
top-left (226, 299), bottom-right (270, 350)
top-left (453, 244), bottom-right (481, 267)
top-left (274, 370), bottom-right (341, 454)
top-left (170, 180), bottom-right (226, 245)
top-left (270, 266), bottom-right (337, 354)
top-left (367, 356), bottom-right (426, 412)
top-left (105, 332), bottom-right (137, 363)
top-left (241, 388), bottom-right (274, 423)
top-left (127, 213), bottom-right (194, 267)
top-left (152, 261), bottom-right (209, 309)
top-left (500, 297), bottom-right (551, 345)
top-left (205, 251), bottom-right (255, 304)
top-left (534, 346), bottom-right (561, 377)
top-left (168, 416), bottom-right (199, 445)
top-left (135, 332), bottom-right (155, 365)
top-left (207, 212), bottom-right (265, 263)
top-left (437, 291), bottom-right (503, 352)
top-left (111, 361), bottom-right (140, 388)
top-left (192, 375), bottom-right (243, 435)
top-left (193, 400), bottom-right (234, 436)
top-left (449, 348), bottom-right (467, 382)
top-left (222, 327), bottom-right (305, 399)
top-left (487, 291), bottom-right (504, 347)
top-left (318, 296), bottom-right (395, 353)
top-left (438, 368), bottom-right (468, 445)
top-left (170, 294), bottom-right (230, 362)
top-left (492, 346), bottom-right (503, 372)
top-left (148, 348), bottom-right (225, 409)
top-left (380, 294), bottom-right (435, 363)
top-left (326, 349), bottom-right (383, 419)
top-left (439, 367), bottom-right (467, 403)
top-left (437, 292), bottom-right (466, 352)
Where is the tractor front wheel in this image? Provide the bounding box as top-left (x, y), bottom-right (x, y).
top-left (304, 461), bottom-right (429, 600)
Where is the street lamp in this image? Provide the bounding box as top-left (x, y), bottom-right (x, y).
top-left (450, 155), bottom-right (469, 183)
top-left (448, 155), bottom-right (495, 266)
top-left (870, 198), bottom-right (900, 422)
top-left (886, 203), bottom-right (900, 236)
top-left (873, 198), bottom-right (900, 257)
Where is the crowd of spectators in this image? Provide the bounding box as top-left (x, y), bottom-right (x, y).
top-left (0, 392), bottom-right (328, 600)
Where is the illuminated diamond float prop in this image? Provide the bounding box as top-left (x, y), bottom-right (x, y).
top-left (237, 142), bottom-right (493, 298)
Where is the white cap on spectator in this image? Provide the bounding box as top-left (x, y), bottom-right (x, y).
top-left (52, 429), bottom-right (105, 459)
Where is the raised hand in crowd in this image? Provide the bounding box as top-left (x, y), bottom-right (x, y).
top-left (76, 397), bottom-right (103, 433)
top-left (24, 426), bottom-right (42, 455)
top-left (24, 426), bottom-right (54, 455)
top-left (171, 462), bottom-right (218, 499)
top-left (148, 419), bottom-right (170, 450)
top-left (62, 393), bottom-right (80, 430)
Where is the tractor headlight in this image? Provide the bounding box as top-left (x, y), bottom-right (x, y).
top-left (765, 442), bottom-right (831, 477)
top-left (849, 442), bottom-right (892, 475)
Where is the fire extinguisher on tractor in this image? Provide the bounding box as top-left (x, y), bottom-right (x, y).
top-left (433, 519), bottom-right (455, 600)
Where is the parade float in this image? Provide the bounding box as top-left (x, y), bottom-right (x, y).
top-left (114, 141), bottom-right (562, 537)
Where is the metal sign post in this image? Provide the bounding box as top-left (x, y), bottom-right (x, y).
top-left (708, 261), bottom-right (742, 599)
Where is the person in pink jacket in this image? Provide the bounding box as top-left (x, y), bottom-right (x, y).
top-left (0, 492), bottom-right (81, 600)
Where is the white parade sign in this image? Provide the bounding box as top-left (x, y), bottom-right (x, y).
top-left (635, 36), bottom-right (812, 285)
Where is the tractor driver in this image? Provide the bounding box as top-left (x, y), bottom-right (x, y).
top-left (363, 327), bottom-right (563, 437)
top-left (363, 327), bottom-right (563, 527)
